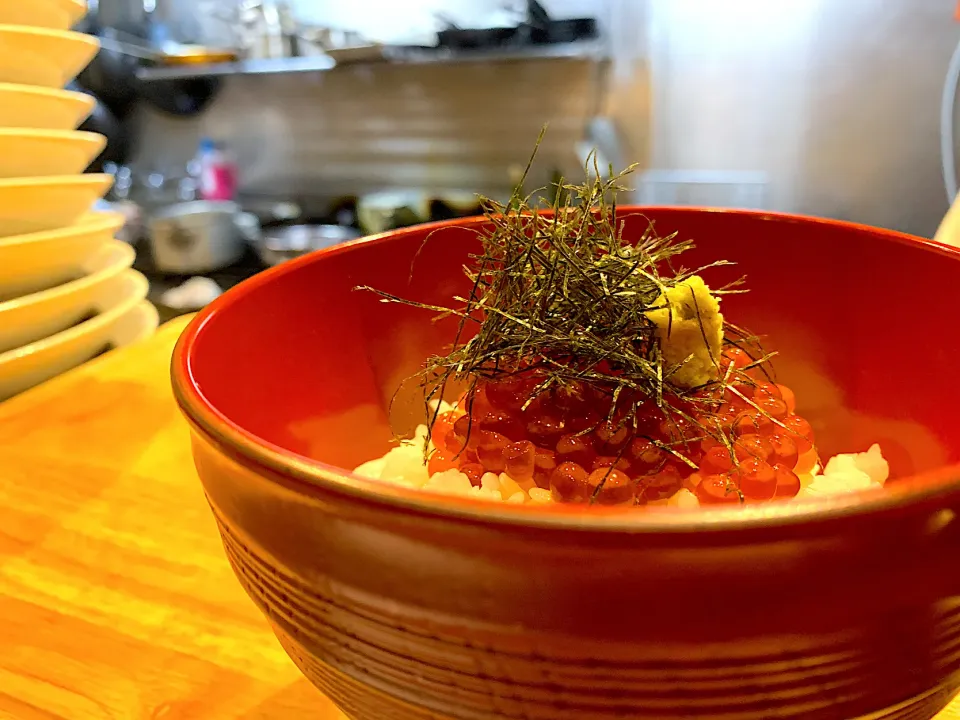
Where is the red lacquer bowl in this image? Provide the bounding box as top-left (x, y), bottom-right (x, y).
top-left (172, 209), bottom-right (960, 720)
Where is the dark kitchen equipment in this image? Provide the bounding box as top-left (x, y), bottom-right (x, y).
top-left (75, 27), bottom-right (142, 118)
top-left (253, 224), bottom-right (361, 267)
top-left (73, 86), bottom-right (129, 172)
top-left (75, 22), bottom-right (223, 119)
top-left (428, 197), bottom-right (483, 223)
top-left (136, 76), bottom-right (222, 116)
top-left (436, 26), bottom-right (518, 50)
top-left (434, 1), bottom-right (597, 52)
top-left (524, 0), bottom-right (598, 45)
top-left (530, 18), bottom-right (599, 44)
top-left (526, 0), bottom-right (552, 28)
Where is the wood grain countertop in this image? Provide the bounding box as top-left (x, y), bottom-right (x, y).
top-left (0, 315), bottom-right (956, 719)
top-left (0, 316), bottom-right (344, 719)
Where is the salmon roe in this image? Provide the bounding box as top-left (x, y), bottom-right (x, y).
top-left (428, 353), bottom-right (815, 506)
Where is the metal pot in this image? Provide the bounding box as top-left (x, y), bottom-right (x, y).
top-left (253, 224), bottom-right (360, 267)
top-left (149, 201), bottom-right (259, 274)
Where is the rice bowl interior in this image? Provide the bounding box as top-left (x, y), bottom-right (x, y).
top-left (175, 208), bottom-right (960, 525)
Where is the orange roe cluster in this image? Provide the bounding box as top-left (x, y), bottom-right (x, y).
top-left (427, 348), bottom-right (816, 506)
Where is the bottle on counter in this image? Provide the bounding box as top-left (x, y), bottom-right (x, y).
top-left (197, 138), bottom-right (238, 202)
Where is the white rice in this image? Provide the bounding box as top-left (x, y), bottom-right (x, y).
top-left (352, 401), bottom-right (890, 507)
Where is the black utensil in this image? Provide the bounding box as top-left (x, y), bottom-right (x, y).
top-left (68, 83), bottom-right (129, 171)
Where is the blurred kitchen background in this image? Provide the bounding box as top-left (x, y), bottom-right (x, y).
top-left (78, 0), bottom-right (960, 318)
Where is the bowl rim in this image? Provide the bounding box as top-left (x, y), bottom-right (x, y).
top-left (0, 211), bottom-right (123, 249)
top-left (0, 81), bottom-right (95, 105)
top-left (0, 127), bottom-right (105, 143)
top-left (0, 24), bottom-right (98, 43)
top-left (52, 0), bottom-right (86, 26)
top-left (0, 269), bottom-right (147, 364)
top-left (172, 207), bottom-right (960, 533)
top-left (0, 82), bottom-right (96, 128)
top-left (0, 239), bottom-right (133, 313)
top-left (0, 173), bottom-right (111, 190)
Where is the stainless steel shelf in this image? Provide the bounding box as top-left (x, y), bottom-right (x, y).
top-left (136, 41), bottom-right (605, 82)
top-left (136, 55), bottom-right (337, 81)
top-left (385, 41), bottom-right (605, 65)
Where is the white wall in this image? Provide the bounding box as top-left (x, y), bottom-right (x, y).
top-left (645, 0), bottom-right (958, 235)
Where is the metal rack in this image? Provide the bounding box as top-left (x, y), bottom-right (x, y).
top-left (136, 41), bottom-right (606, 82)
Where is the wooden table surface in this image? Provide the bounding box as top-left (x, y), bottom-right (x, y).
top-left (0, 316), bottom-right (344, 719)
top-left (0, 315), bottom-right (956, 720)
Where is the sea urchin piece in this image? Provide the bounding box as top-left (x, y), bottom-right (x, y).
top-left (647, 275), bottom-right (724, 388)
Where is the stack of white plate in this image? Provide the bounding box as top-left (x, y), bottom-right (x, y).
top-left (0, 0), bottom-right (158, 401)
